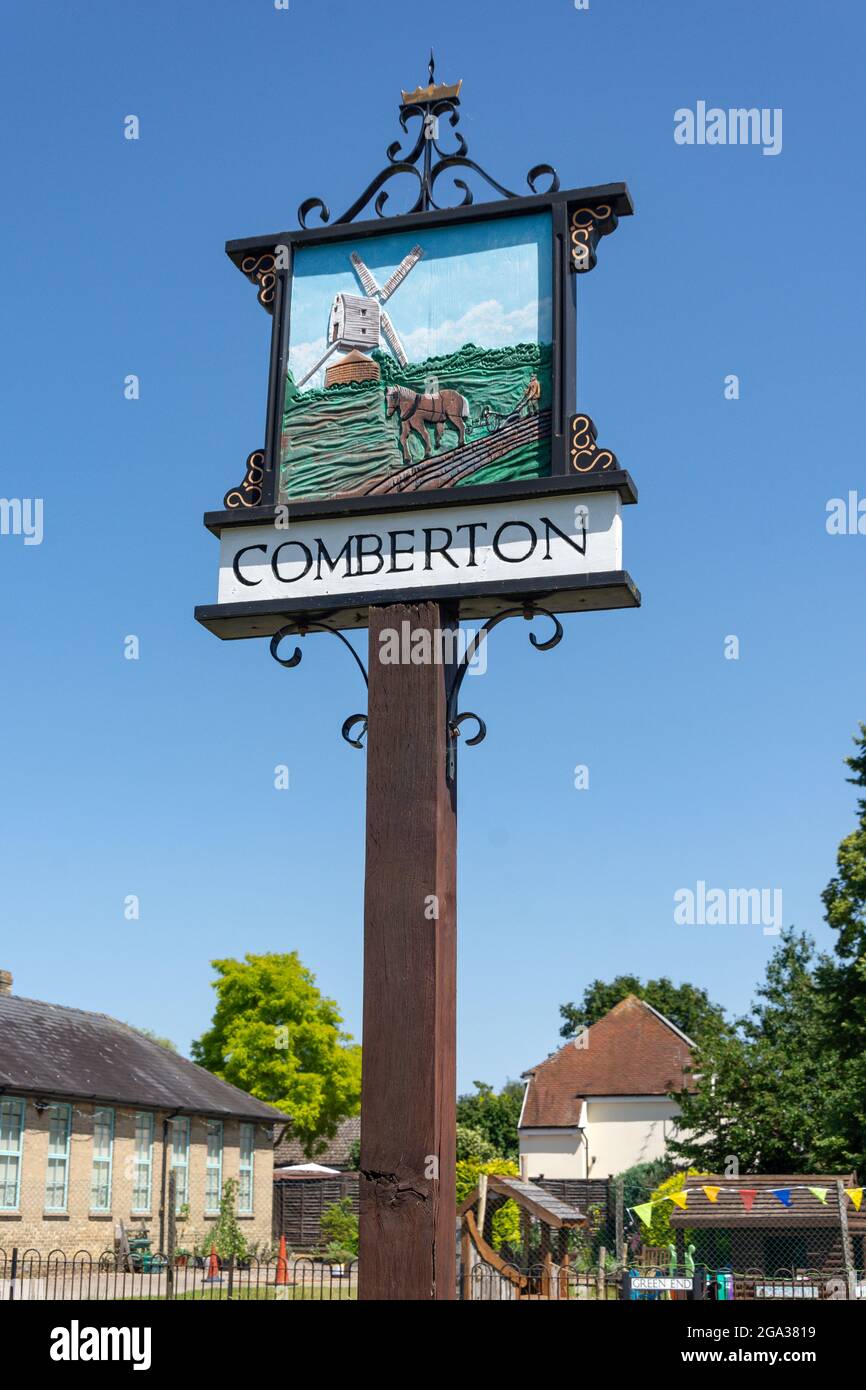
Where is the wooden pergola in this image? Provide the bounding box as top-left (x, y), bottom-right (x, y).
top-left (458, 1174), bottom-right (585, 1300)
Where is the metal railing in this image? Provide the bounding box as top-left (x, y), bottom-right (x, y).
top-left (0, 1247), bottom-right (358, 1301)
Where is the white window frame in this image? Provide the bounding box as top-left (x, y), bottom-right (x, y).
top-left (205, 1120), bottom-right (223, 1214)
top-left (238, 1123), bottom-right (254, 1214)
top-left (90, 1107), bottom-right (114, 1212)
top-left (0, 1097), bottom-right (25, 1211)
top-left (132, 1112), bottom-right (154, 1213)
top-left (44, 1103), bottom-right (72, 1212)
top-left (169, 1117), bottom-right (190, 1213)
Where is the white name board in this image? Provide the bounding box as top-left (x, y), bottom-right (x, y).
top-left (631, 1276), bottom-right (693, 1291)
top-left (217, 491), bottom-right (620, 605)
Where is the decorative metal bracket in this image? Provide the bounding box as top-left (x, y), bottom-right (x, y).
top-left (569, 414), bottom-right (619, 474)
top-left (270, 622), bottom-right (369, 749)
top-left (444, 604), bottom-right (563, 782)
top-left (224, 448), bottom-right (266, 508)
top-left (569, 203), bottom-right (619, 273)
top-left (298, 53), bottom-right (559, 229)
top-left (268, 603), bottom-right (564, 779)
top-left (240, 253), bottom-right (279, 309)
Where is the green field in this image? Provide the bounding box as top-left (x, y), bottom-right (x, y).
top-left (279, 340), bottom-right (552, 502)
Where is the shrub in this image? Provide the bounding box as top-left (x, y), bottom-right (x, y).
top-left (320, 1197), bottom-right (359, 1257)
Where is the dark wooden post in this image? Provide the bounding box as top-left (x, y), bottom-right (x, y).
top-left (359, 601), bottom-right (458, 1301)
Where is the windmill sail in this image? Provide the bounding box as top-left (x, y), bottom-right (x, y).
top-left (349, 252), bottom-right (382, 300)
top-left (379, 245), bottom-right (424, 302)
top-left (380, 309), bottom-right (408, 367)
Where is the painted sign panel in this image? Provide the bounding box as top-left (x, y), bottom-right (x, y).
top-left (280, 213), bottom-right (552, 504)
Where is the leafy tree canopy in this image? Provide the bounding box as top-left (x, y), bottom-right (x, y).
top-left (456, 1080), bottom-right (524, 1160)
top-left (559, 976), bottom-right (728, 1045)
top-left (191, 953), bottom-right (361, 1159)
top-left (129, 1025), bottom-right (178, 1052)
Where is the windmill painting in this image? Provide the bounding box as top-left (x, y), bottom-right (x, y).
top-left (280, 211), bottom-right (553, 503)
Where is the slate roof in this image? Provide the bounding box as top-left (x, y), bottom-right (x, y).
top-left (0, 993), bottom-right (286, 1122)
top-left (274, 1114), bottom-right (360, 1169)
top-left (520, 995), bottom-right (696, 1129)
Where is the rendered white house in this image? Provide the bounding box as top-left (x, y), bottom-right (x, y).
top-left (518, 996), bottom-right (695, 1180)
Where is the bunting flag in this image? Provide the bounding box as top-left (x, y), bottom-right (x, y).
top-left (634, 1202), bottom-right (655, 1228)
top-left (627, 1181), bottom-right (866, 1221)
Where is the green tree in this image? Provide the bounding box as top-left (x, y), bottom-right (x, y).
top-left (128, 1025), bottom-right (178, 1052)
top-left (616, 1158), bottom-right (674, 1218)
top-left (558, 976), bottom-right (727, 1044)
top-left (209, 1178), bottom-right (249, 1263)
top-left (456, 1124), bottom-right (496, 1163)
top-left (822, 722), bottom-right (866, 960)
top-left (191, 953), bottom-right (361, 1158)
top-left (822, 722), bottom-right (866, 1069)
top-left (456, 1080), bottom-right (524, 1160)
top-left (320, 1198), bottom-right (359, 1258)
top-left (669, 929), bottom-right (866, 1173)
top-left (455, 1158), bottom-right (520, 1252)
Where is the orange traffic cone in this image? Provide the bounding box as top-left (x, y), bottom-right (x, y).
top-left (206, 1243), bottom-right (220, 1280)
top-left (275, 1234), bottom-right (289, 1286)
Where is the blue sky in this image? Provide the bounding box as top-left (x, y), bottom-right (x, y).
top-left (289, 212), bottom-right (552, 387)
top-left (1, 0), bottom-right (863, 1093)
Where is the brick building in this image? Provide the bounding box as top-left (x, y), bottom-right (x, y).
top-left (0, 973), bottom-right (285, 1256)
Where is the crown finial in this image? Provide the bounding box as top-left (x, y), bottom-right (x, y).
top-left (401, 53), bottom-right (462, 108)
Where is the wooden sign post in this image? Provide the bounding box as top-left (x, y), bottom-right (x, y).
top-left (359, 601), bottom-right (457, 1300)
top-left (196, 59), bottom-right (637, 1301)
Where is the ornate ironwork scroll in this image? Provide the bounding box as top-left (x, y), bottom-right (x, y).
top-left (298, 54), bottom-right (559, 229)
top-left (569, 204), bottom-right (619, 273)
top-left (270, 621), bottom-right (368, 749)
top-left (569, 414), bottom-right (619, 474)
top-left (224, 448), bottom-right (265, 509)
top-left (240, 252), bottom-right (279, 309)
top-left (445, 604), bottom-right (564, 781)
top-left (267, 602), bottom-right (564, 776)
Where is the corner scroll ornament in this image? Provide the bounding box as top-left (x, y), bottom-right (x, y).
top-left (569, 204), bottom-right (619, 273)
top-left (297, 53), bottom-right (559, 229)
top-left (224, 449), bottom-right (265, 509)
top-left (569, 415), bottom-right (619, 474)
top-left (240, 252), bottom-right (279, 311)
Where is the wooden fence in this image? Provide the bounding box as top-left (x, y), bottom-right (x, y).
top-left (273, 1175), bottom-right (359, 1251)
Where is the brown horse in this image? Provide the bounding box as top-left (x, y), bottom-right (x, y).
top-left (386, 385), bottom-right (469, 463)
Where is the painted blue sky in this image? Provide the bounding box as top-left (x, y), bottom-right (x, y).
top-left (1, 0), bottom-right (864, 1094)
top-left (289, 213), bottom-right (552, 388)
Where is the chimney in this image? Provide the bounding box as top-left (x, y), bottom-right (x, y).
top-left (0, 971), bottom-right (12, 996)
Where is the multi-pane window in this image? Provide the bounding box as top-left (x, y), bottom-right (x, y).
top-left (44, 1104), bottom-right (71, 1211)
top-left (238, 1123), bottom-right (254, 1214)
top-left (168, 1117), bottom-right (190, 1213)
top-left (132, 1112), bottom-right (153, 1213)
top-left (90, 1107), bottom-right (114, 1212)
top-left (0, 1098), bottom-right (25, 1211)
top-left (205, 1120), bottom-right (223, 1214)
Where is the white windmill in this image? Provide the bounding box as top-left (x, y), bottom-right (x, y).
top-left (296, 243), bottom-right (424, 388)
